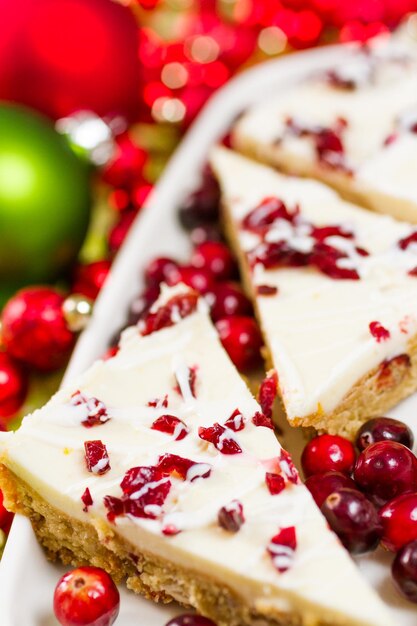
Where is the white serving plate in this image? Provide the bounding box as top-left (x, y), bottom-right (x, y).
top-left (1, 42), bottom-right (417, 626)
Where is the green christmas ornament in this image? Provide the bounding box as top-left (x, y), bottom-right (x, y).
top-left (0, 104), bottom-right (91, 289)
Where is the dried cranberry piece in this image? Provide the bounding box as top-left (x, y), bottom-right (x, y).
top-left (285, 117), bottom-right (350, 173)
top-left (310, 225), bottom-right (353, 241)
top-left (157, 453), bottom-right (212, 481)
top-left (310, 242), bottom-right (360, 280)
top-left (266, 472), bottom-right (286, 495)
top-left (81, 488), bottom-right (93, 512)
top-left (162, 524), bottom-right (181, 536)
top-left (198, 423), bottom-right (242, 455)
top-left (224, 409), bottom-right (246, 432)
top-left (267, 527), bottom-right (297, 573)
top-left (316, 128), bottom-right (344, 159)
top-left (242, 197), bottom-right (299, 233)
top-left (107, 466), bottom-right (172, 521)
top-left (398, 231), bottom-right (417, 250)
top-left (175, 365), bottom-right (198, 399)
top-left (258, 371), bottom-right (278, 420)
top-left (166, 615), bottom-right (217, 626)
top-left (147, 395), bottom-right (169, 409)
top-left (279, 449), bottom-right (300, 484)
top-left (151, 415), bottom-right (189, 441)
top-left (218, 500), bottom-right (245, 532)
top-left (70, 391), bottom-right (110, 428)
top-left (377, 354), bottom-right (411, 390)
top-left (326, 68), bottom-right (362, 90)
top-left (369, 321), bottom-right (390, 342)
top-left (257, 285), bottom-right (278, 296)
top-left (141, 292), bottom-right (199, 336)
top-left (84, 441), bottom-right (111, 475)
top-left (252, 411), bottom-right (274, 430)
top-left (251, 240), bottom-right (309, 270)
top-left (121, 466), bottom-right (168, 497)
top-left (103, 495), bottom-right (124, 522)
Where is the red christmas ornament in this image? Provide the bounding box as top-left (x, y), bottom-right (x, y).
top-left (1, 287), bottom-right (75, 372)
top-left (72, 260), bottom-right (111, 301)
top-left (0, 0), bottom-right (141, 122)
top-left (0, 352), bottom-right (28, 422)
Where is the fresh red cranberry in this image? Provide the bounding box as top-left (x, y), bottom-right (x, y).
top-left (354, 442), bottom-right (417, 506)
top-left (380, 494), bottom-right (417, 552)
top-left (301, 434), bottom-right (356, 478)
top-left (207, 282), bottom-right (252, 322)
top-left (355, 417), bottom-right (414, 452)
top-left (166, 615), bottom-right (217, 626)
top-left (215, 316), bottom-right (263, 371)
top-left (321, 488), bottom-right (382, 554)
top-left (392, 540), bottom-right (417, 603)
top-left (170, 266), bottom-right (215, 294)
top-left (190, 225), bottom-right (222, 246)
top-left (0, 489), bottom-right (13, 533)
top-left (191, 241), bottom-right (236, 282)
top-left (127, 284), bottom-right (160, 325)
top-left (144, 257), bottom-right (180, 287)
top-left (218, 500), bottom-right (245, 532)
top-left (305, 471), bottom-right (357, 508)
top-left (53, 566), bottom-right (120, 626)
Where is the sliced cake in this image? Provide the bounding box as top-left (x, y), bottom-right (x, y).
top-left (210, 147), bottom-right (417, 439)
top-left (233, 29), bottom-right (417, 223)
top-left (0, 284), bottom-right (391, 626)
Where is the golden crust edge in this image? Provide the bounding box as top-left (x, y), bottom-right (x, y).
top-left (0, 463), bottom-right (341, 626)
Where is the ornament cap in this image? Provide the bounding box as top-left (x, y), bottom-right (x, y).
top-left (63, 295), bottom-right (93, 332)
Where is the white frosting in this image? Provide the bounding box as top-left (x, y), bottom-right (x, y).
top-left (234, 31), bottom-right (417, 219)
top-left (0, 285), bottom-right (390, 626)
top-left (210, 147), bottom-right (417, 421)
